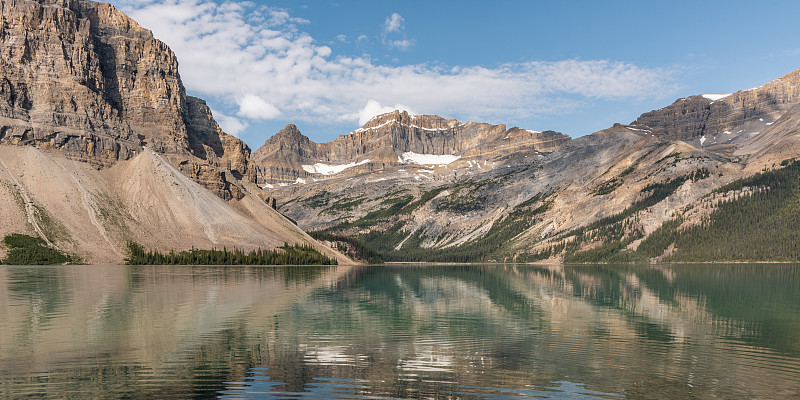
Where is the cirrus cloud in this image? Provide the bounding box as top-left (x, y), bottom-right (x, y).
top-left (384, 13), bottom-right (404, 33)
top-left (111, 0), bottom-right (676, 137)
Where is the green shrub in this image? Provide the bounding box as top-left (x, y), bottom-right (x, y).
top-left (2, 234), bottom-right (74, 265)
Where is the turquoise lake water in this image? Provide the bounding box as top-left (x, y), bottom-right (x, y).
top-left (1, 264), bottom-right (798, 399)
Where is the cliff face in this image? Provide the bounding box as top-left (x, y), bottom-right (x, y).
top-left (0, 0), bottom-right (348, 263)
top-left (0, 0), bottom-right (252, 199)
top-left (633, 68), bottom-right (800, 145)
top-left (252, 110), bottom-right (570, 184)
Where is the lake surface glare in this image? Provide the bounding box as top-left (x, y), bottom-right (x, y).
top-left (1, 264), bottom-right (798, 399)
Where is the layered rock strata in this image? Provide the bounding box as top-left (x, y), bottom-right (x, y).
top-left (633, 68), bottom-right (800, 144)
top-left (0, 0), bottom-right (253, 199)
top-left (252, 110), bottom-right (569, 184)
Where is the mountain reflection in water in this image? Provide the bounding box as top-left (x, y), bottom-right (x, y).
top-left (0, 264), bottom-right (798, 399)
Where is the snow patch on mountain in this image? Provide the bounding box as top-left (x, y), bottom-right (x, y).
top-left (702, 94), bottom-right (731, 101)
top-left (398, 152), bottom-right (461, 165)
top-left (302, 159), bottom-right (370, 175)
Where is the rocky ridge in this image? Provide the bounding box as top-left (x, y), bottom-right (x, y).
top-left (252, 110), bottom-right (569, 184)
top-left (632, 68), bottom-right (800, 150)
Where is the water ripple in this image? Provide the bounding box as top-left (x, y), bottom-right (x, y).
top-left (0, 264), bottom-right (799, 399)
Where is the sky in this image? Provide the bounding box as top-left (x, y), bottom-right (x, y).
top-left (109, 0), bottom-right (800, 149)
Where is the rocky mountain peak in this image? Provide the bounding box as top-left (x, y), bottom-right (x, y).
top-left (358, 110), bottom-right (463, 132)
top-left (275, 124), bottom-right (306, 139)
top-left (251, 124), bottom-right (314, 163)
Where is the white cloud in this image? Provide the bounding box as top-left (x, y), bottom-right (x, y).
top-left (214, 112), bottom-right (248, 136)
top-left (110, 0), bottom-right (675, 133)
top-left (382, 12), bottom-right (412, 50)
top-left (358, 100), bottom-right (416, 125)
top-left (388, 39), bottom-right (414, 51)
top-left (237, 95), bottom-right (281, 120)
top-left (384, 13), bottom-right (404, 32)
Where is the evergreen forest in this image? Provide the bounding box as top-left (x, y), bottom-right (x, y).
top-left (125, 242), bottom-right (338, 265)
top-left (315, 160), bottom-right (800, 263)
top-left (0, 234), bottom-right (77, 265)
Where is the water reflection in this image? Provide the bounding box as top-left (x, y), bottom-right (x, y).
top-left (0, 264), bottom-right (798, 399)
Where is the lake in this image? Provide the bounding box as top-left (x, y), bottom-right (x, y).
top-left (0, 264), bottom-right (798, 399)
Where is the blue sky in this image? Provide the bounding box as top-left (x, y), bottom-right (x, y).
top-left (111, 0), bottom-right (800, 148)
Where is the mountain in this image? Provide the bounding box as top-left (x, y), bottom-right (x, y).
top-left (252, 110), bottom-right (569, 184)
top-left (257, 68), bottom-right (800, 263)
top-left (632, 68), bottom-right (800, 150)
top-left (0, 0), bottom-right (252, 199)
top-left (0, 0), bottom-right (346, 264)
